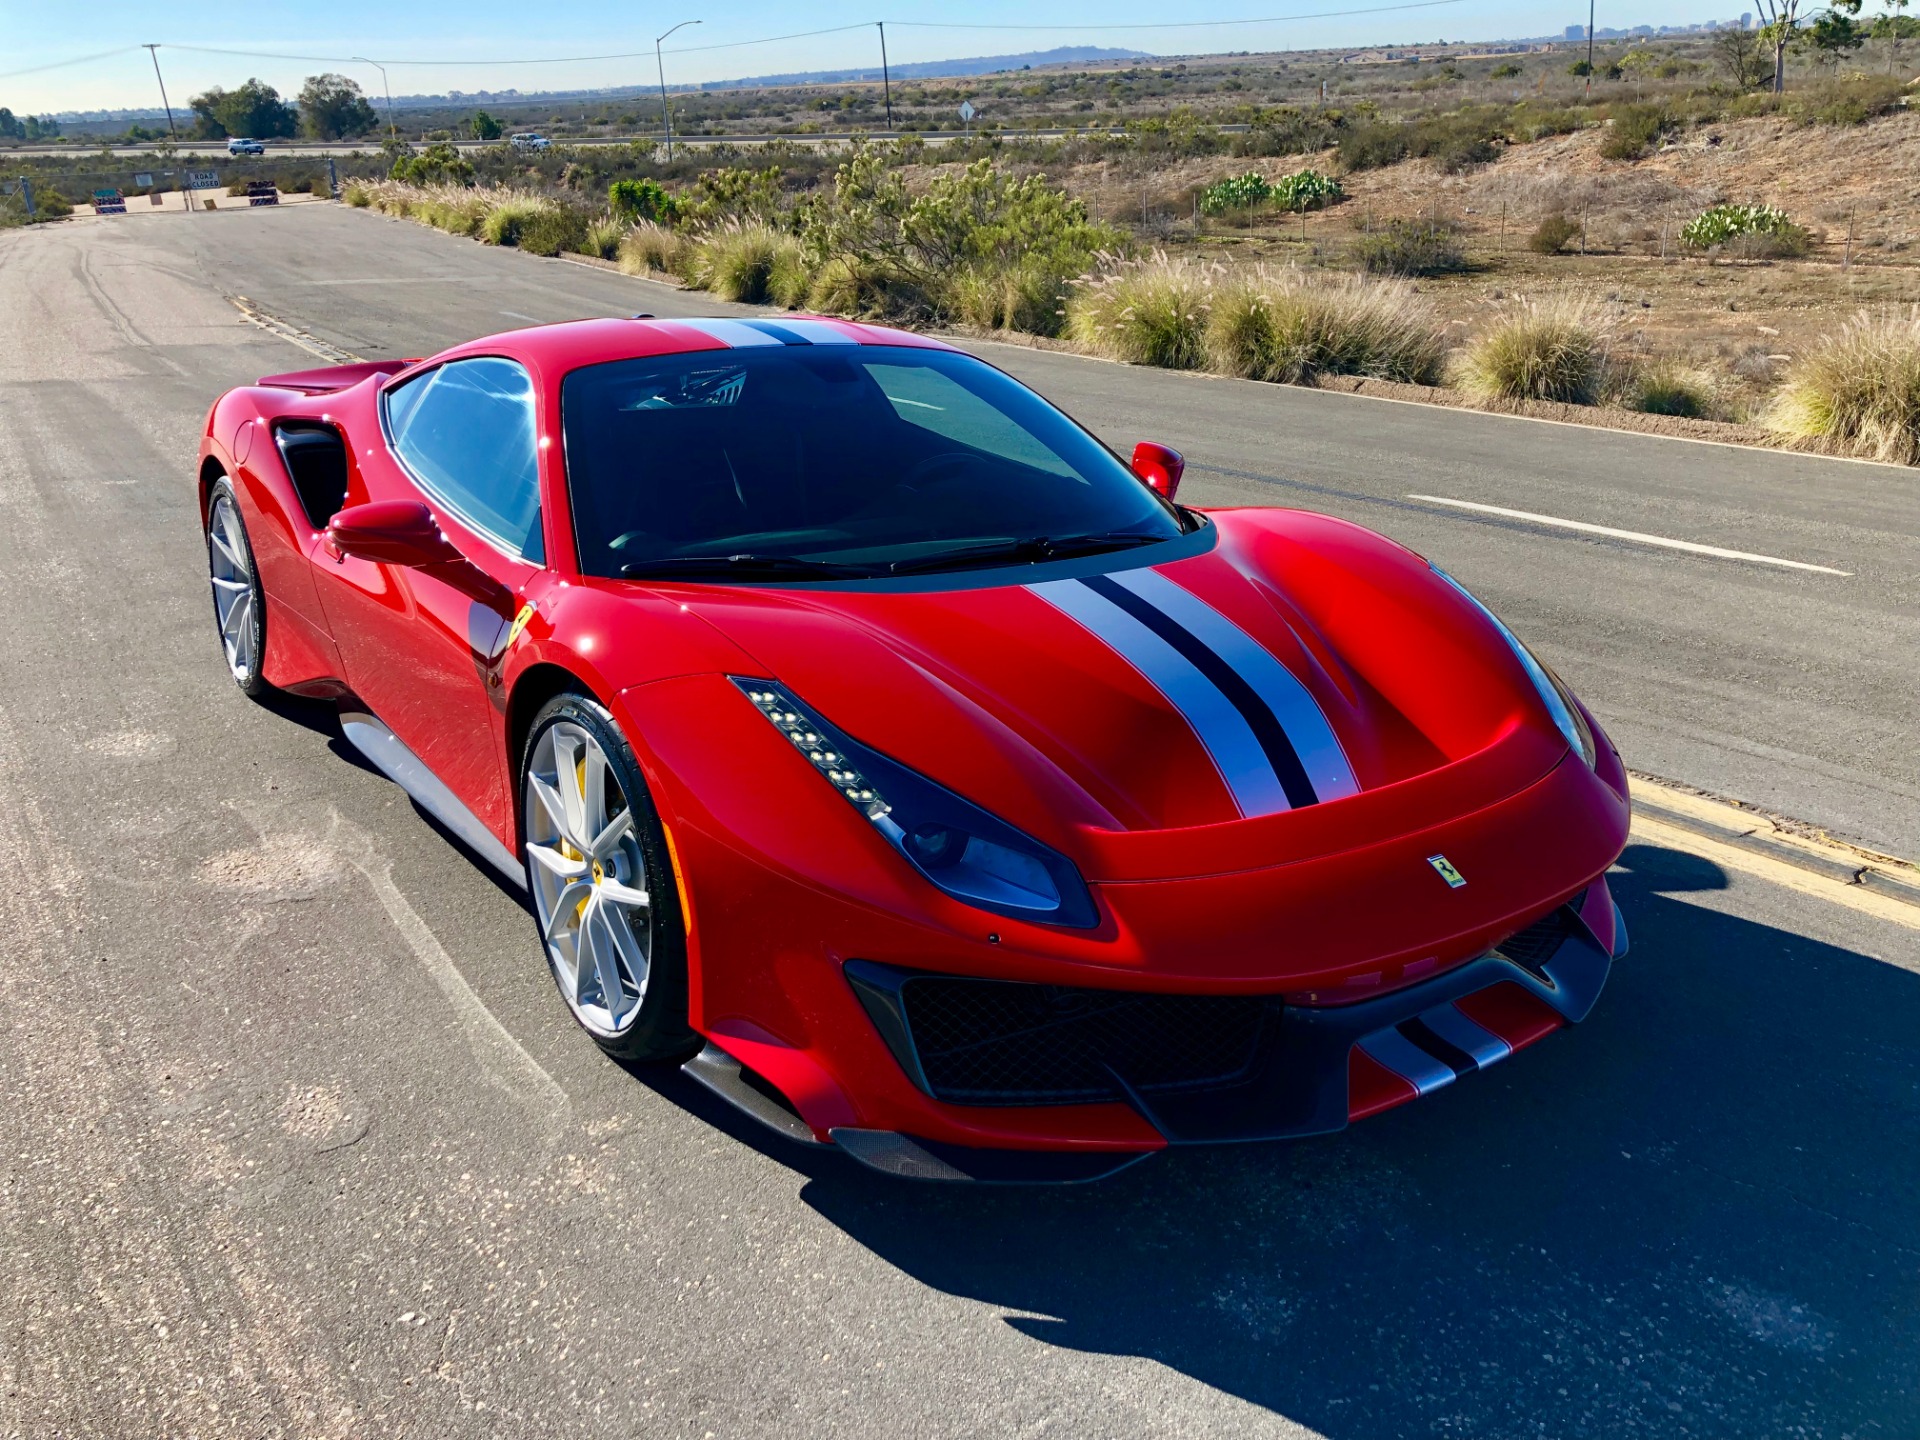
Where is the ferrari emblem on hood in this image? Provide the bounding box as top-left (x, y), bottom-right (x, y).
top-left (1427, 854), bottom-right (1467, 889)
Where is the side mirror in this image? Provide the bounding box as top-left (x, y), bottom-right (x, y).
top-left (325, 500), bottom-right (464, 567)
top-left (1130, 441), bottom-right (1185, 501)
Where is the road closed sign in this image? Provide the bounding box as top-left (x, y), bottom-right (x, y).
top-left (186, 170), bottom-right (219, 189)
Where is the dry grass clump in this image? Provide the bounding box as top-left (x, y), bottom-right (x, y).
top-left (805, 253), bottom-right (900, 317)
top-left (1458, 295), bottom-right (1612, 405)
top-left (582, 216), bottom-right (626, 260)
top-left (1768, 309), bottom-right (1920, 464)
top-left (1065, 254), bottom-right (1213, 370)
top-left (1624, 358), bottom-right (1723, 419)
top-left (478, 196), bottom-right (556, 247)
top-left (684, 223), bottom-right (803, 305)
top-left (1205, 269), bottom-right (1447, 385)
top-left (768, 241), bottom-right (815, 309)
top-left (617, 221), bottom-right (692, 278)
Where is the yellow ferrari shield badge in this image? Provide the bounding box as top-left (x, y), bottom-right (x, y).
top-left (1427, 854), bottom-right (1466, 889)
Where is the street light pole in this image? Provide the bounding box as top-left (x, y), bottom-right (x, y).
top-left (354, 57), bottom-right (398, 143)
top-left (142, 44), bottom-right (178, 138)
top-left (656, 19), bottom-right (702, 163)
top-left (877, 22), bottom-right (895, 131)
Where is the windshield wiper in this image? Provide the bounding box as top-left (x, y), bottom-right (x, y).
top-left (619, 553), bottom-right (874, 581)
top-left (884, 531), bottom-right (1166, 577)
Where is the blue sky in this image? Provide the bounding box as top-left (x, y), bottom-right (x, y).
top-left (4, 0), bottom-right (1754, 113)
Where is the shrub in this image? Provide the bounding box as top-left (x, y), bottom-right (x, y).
top-left (688, 222), bottom-right (788, 303)
top-left (1336, 122), bottom-right (1409, 171)
top-left (390, 142), bottom-right (474, 187)
top-left (1065, 254), bottom-right (1212, 370)
top-left (1768, 309), bottom-right (1920, 464)
top-left (583, 215), bottom-right (626, 259)
top-left (1199, 172), bottom-right (1272, 216)
top-left (517, 206), bottom-right (589, 257)
top-left (681, 166), bottom-right (784, 229)
top-left (1205, 269), bottom-right (1447, 385)
top-left (1270, 169), bottom-right (1342, 212)
top-left (1789, 74), bottom-right (1906, 126)
top-left (344, 182), bottom-right (373, 207)
top-left (479, 196), bottom-right (553, 247)
top-left (34, 188), bottom-right (74, 218)
top-left (1459, 296), bottom-right (1610, 404)
top-left (1491, 61), bottom-right (1523, 78)
top-left (949, 261), bottom-right (1074, 335)
top-left (1601, 103), bottom-right (1670, 161)
top-left (768, 237), bottom-right (815, 308)
top-left (1351, 219), bottom-right (1467, 277)
top-left (608, 177), bottom-right (675, 225)
top-left (1528, 213), bottom-right (1580, 254)
top-left (1626, 359), bottom-right (1720, 417)
top-left (617, 221), bottom-right (692, 277)
top-left (806, 253), bottom-right (902, 318)
top-left (1680, 202), bottom-right (1809, 256)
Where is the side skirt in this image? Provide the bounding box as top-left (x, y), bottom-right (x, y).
top-left (338, 709), bottom-right (527, 891)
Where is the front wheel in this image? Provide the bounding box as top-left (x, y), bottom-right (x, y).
top-left (520, 693), bottom-right (695, 1061)
top-left (205, 477), bottom-right (272, 698)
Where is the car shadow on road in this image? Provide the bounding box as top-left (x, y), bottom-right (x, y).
top-left (781, 843), bottom-right (1919, 1435)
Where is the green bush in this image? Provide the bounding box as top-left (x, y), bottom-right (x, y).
top-left (344, 182), bottom-right (373, 208)
top-left (1337, 113), bottom-right (1500, 174)
top-left (1335, 122), bottom-right (1408, 171)
top-left (1205, 269), bottom-right (1447, 385)
top-left (609, 177), bottom-right (675, 224)
top-left (34, 188), bottom-right (74, 218)
top-left (1065, 254), bottom-right (1212, 370)
top-left (516, 206), bottom-right (589, 257)
top-left (1601, 103), bottom-right (1670, 161)
top-left (1528, 213), bottom-right (1580, 254)
top-left (1789, 74), bottom-right (1907, 126)
top-left (1769, 310), bottom-right (1920, 464)
top-left (1199, 172), bottom-right (1272, 216)
top-left (1491, 61), bottom-right (1523, 79)
top-left (390, 142), bottom-right (474, 187)
top-left (1271, 169), bottom-right (1342, 212)
top-left (1459, 296), bottom-right (1610, 404)
top-left (768, 238), bottom-right (815, 308)
top-left (1680, 202), bottom-right (1808, 257)
top-left (688, 223), bottom-right (788, 303)
top-left (1511, 104), bottom-right (1585, 141)
top-left (681, 166), bottom-right (784, 229)
top-left (1351, 219), bottom-right (1467, 277)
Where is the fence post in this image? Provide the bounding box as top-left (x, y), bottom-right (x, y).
top-left (328, 157), bottom-right (339, 200)
top-left (18, 176), bottom-right (33, 219)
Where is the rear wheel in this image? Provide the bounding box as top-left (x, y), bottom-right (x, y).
top-left (521, 693), bottom-right (694, 1061)
top-left (205, 478), bottom-right (272, 698)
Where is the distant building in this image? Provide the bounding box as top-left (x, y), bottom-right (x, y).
top-left (1741, 11), bottom-right (1753, 25)
top-left (1566, 23), bottom-right (1587, 38)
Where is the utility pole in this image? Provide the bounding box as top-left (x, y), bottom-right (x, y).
top-left (877, 23), bottom-right (895, 131)
top-left (656, 19), bottom-right (702, 162)
top-left (143, 44), bottom-right (178, 138)
top-left (353, 57), bottom-right (398, 142)
top-left (1586, 0), bottom-right (1597, 97)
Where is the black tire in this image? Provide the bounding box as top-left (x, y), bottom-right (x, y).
top-left (204, 476), bottom-right (274, 699)
top-left (520, 692), bottom-right (696, 1062)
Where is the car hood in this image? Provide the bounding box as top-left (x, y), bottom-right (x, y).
top-left (660, 510), bottom-right (1571, 881)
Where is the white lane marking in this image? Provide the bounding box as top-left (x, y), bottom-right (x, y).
top-left (330, 810), bottom-right (572, 1124)
top-left (1406, 495), bottom-right (1852, 576)
top-left (500, 310), bottom-right (543, 323)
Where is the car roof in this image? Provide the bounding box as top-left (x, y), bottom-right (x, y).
top-left (424, 315), bottom-right (955, 376)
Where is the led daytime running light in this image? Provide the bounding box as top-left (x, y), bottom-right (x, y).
top-left (741, 687), bottom-right (891, 820)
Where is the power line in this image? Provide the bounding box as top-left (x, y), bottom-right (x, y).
top-left (8, 2), bottom-right (1471, 84)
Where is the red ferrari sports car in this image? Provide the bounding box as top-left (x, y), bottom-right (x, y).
top-left (199, 314), bottom-right (1629, 1182)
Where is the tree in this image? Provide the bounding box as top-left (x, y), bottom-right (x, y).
top-left (1711, 25), bottom-right (1774, 87)
top-left (23, 114), bottom-right (59, 141)
top-left (188, 79), bottom-right (297, 140)
top-left (1873, 0), bottom-right (1914, 70)
top-left (297, 74), bottom-right (377, 140)
top-left (471, 110), bottom-right (503, 141)
top-left (1800, 2), bottom-right (1868, 66)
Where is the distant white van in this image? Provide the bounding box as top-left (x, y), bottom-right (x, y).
top-left (508, 132), bottom-right (551, 151)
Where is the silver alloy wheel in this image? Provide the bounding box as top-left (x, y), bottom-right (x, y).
top-left (207, 493), bottom-right (258, 684)
top-left (524, 720), bottom-right (653, 1037)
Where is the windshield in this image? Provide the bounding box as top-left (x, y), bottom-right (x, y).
top-left (560, 344), bottom-right (1186, 580)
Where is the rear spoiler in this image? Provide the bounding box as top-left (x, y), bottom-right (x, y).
top-left (258, 358), bottom-right (419, 394)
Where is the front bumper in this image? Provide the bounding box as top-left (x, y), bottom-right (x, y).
top-left (693, 882), bottom-right (1625, 1183)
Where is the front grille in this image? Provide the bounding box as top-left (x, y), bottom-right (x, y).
top-left (1494, 902), bottom-right (1584, 972)
top-left (900, 977), bottom-right (1271, 1106)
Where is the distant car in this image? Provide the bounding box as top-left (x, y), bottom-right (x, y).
top-left (509, 132), bottom-right (551, 151)
top-left (227, 138), bottom-right (266, 156)
top-left (195, 317), bottom-right (1630, 1184)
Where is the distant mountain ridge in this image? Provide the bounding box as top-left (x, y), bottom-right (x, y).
top-left (696, 46), bottom-right (1149, 91)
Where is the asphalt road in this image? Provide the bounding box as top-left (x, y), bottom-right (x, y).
top-left (2, 206), bottom-right (1918, 1438)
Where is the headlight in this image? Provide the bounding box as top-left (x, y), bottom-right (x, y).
top-left (732, 679), bottom-right (1099, 928)
top-left (1432, 569), bottom-right (1597, 769)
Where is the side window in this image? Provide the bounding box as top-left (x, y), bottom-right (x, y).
top-left (384, 357), bottom-right (544, 562)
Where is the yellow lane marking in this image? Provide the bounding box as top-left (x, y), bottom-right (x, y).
top-left (1630, 812), bottom-right (1920, 934)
